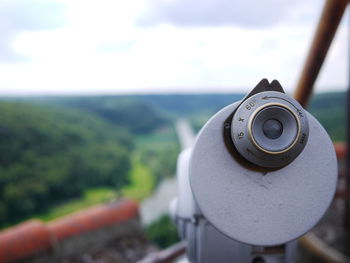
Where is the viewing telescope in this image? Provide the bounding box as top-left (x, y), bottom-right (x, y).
top-left (170, 79), bottom-right (338, 263)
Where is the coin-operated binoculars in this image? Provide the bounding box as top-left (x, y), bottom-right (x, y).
top-left (170, 79), bottom-right (338, 263)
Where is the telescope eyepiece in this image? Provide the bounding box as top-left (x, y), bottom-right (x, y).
top-left (230, 91), bottom-right (309, 168)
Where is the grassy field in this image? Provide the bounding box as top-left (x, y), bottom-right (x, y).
top-left (122, 125), bottom-right (178, 201)
top-left (31, 187), bottom-right (117, 222)
top-left (134, 124), bottom-right (180, 185)
top-left (122, 155), bottom-right (155, 201)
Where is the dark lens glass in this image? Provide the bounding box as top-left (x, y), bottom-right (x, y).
top-left (262, 119), bottom-right (283, 139)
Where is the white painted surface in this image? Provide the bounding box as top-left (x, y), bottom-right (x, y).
top-left (190, 102), bottom-right (338, 246)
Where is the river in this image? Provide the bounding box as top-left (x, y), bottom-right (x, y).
top-left (140, 119), bottom-right (195, 225)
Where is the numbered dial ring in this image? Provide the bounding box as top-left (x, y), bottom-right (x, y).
top-left (231, 91), bottom-right (309, 168)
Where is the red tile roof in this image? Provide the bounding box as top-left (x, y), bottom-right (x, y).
top-left (0, 220), bottom-right (52, 263)
top-left (334, 142), bottom-right (346, 160)
top-left (49, 200), bottom-right (139, 241)
top-left (0, 199), bottom-right (139, 263)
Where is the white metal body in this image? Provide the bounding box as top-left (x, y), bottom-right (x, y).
top-left (171, 100), bottom-right (338, 263)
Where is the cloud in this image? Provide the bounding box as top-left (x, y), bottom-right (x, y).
top-left (0, 0), bottom-right (345, 95)
top-left (0, 0), bottom-right (66, 61)
top-left (138, 0), bottom-right (317, 28)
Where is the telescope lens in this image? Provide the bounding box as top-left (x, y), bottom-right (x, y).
top-left (250, 105), bottom-right (299, 153)
top-left (263, 119), bottom-right (283, 139)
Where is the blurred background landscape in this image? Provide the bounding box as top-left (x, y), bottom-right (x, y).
top-left (0, 0), bottom-right (349, 262)
top-left (0, 91), bottom-right (346, 235)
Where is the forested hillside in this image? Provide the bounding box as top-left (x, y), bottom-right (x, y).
top-left (32, 91), bottom-right (344, 140)
top-left (0, 102), bottom-right (133, 225)
top-left (24, 97), bottom-right (169, 134)
top-left (308, 92), bottom-right (346, 141)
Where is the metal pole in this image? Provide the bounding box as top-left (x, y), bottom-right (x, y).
top-left (294, 0), bottom-right (348, 107)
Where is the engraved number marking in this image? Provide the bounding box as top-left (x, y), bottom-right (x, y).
top-left (245, 100), bottom-right (256, 110)
top-left (299, 133), bottom-right (306, 144)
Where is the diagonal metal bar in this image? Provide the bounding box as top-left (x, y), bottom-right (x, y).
top-left (294, 0), bottom-right (348, 107)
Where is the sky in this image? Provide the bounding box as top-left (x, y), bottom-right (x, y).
top-left (0, 0), bottom-right (348, 95)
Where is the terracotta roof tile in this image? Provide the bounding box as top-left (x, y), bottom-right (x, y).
top-left (48, 200), bottom-right (139, 241)
top-left (0, 220), bottom-right (52, 263)
top-left (0, 200), bottom-right (139, 263)
top-left (334, 142), bottom-right (346, 160)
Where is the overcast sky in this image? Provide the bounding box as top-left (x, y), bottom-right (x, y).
top-left (0, 0), bottom-right (348, 95)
